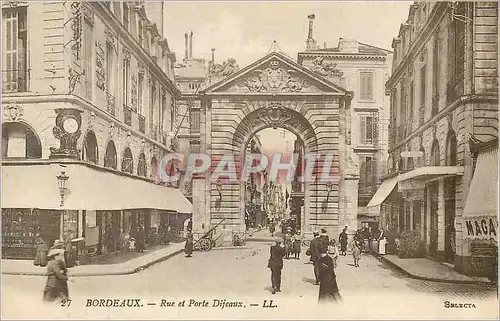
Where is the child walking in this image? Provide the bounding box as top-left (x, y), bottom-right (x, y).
top-left (352, 240), bottom-right (361, 267)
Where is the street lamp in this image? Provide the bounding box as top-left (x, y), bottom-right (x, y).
top-left (57, 171), bottom-right (69, 207)
top-left (321, 182), bottom-right (334, 213)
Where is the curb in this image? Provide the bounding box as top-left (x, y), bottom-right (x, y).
top-left (375, 253), bottom-right (495, 286)
top-left (2, 249), bottom-right (184, 277)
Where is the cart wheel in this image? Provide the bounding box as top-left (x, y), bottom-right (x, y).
top-left (199, 238), bottom-right (211, 252)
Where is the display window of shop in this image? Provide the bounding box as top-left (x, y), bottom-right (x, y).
top-left (2, 208), bottom-right (60, 259)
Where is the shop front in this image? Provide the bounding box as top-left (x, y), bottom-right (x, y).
top-left (2, 162), bottom-right (193, 261)
top-left (460, 142), bottom-right (498, 278)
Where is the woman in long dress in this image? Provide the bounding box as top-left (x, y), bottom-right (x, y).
top-left (317, 251), bottom-right (342, 303)
top-left (34, 236), bottom-right (48, 267)
top-left (293, 231), bottom-right (302, 259)
top-left (378, 229), bottom-right (387, 255)
top-left (43, 249), bottom-right (69, 302)
top-left (136, 225), bottom-right (146, 252)
top-left (352, 240), bottom-right (361, 267)
top-left (185, 232), bottom-right (194, 257)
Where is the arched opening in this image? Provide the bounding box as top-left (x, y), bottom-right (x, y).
top-left (431, 139), bottom-right (440, 166)
top-left (137, 153), bottom-right (146, 177)
top-left (121, 147), bottom-right (133, 174)
top-left (444, 129), bottom-right (457, 263)
top-left (418, 145), bottom-right (426, 167)
top-left (231, 105), bottom-right (319, 233)
top-left (445, 130), bottom-right (457, 166)
top-left (429, 139), bottom-right (440, 256)
top-left (82, 130), bottom-right (98, 164)
top-left (104, 140), bottom-right (117, 169)
top-left (151, 157), bottom-right (158, 180)
top-left (406, 157), bottom-right (414, 171)
top-left (2, 122), bottom-right (42, 159)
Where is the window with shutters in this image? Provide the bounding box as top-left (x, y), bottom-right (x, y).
top-left (82, 9), bottom-right (94, 100)
top-left (122, 58), bottom-right (130, 108)
top-left (160, 93), bottom-right (166, 132)
top-left (400, 85), bottom-right (406, 125)
top-left (359, 71), bottom-right (374, 101)
top-left (137, 73), bottom-right (144, 115)
top-left (359, 112), bottom-right (379, 146)
top-left (190, 109), bottom-right (201, 133)
top-left (420, 65), bottom-right (427, 109)
top-left (2, 7), bottom-right (28, 93)
top-left (432, 32), bottom-right (440, 116)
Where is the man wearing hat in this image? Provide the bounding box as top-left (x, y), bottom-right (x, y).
top-left (268, 237), bottom-right (286, 294)
top-left (43, 248), bottom-right (69, 302)
top-left (319, 228), bottom-right (330, 254)
top-left (307, 231), bottom-right (322, 285)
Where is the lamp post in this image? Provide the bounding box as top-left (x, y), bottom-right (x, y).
top-left (57, 171), bottom-right (69, 207)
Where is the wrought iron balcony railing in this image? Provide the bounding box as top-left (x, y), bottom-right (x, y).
top-left (106, 90), bottom-right (116, 116)
top-left (138, 114), bottom-right (145, 133)
top-left (2, 69), bottom-right (30, 93)
top-left (123, 105), bottom-right (132, 126)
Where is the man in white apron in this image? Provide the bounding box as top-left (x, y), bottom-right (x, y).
top-left (378, 228), bottom-right (387, 255)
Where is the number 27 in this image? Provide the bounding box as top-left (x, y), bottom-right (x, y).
top-left (61, 298), bottom-right (72, 307)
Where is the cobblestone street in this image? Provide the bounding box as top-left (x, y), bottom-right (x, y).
top-left (2, 241), bottom-right (498, 319)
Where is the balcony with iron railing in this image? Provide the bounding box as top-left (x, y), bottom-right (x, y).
top-left (138, 114), bottom-right (145, 133)
top-left (106, 90), bottom-right (116, 117)
top-left (2, 69), bottom-right (30, 93)
top-left (123, 105), bottom-right (132, 126)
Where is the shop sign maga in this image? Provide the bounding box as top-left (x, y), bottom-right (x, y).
top-left (464, 216), bottom-right (498, 240)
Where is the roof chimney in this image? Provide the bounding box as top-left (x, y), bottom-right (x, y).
top-left (189, 31), bottom-right (193, 58)
top-left (211, 48), bottom-right (215, 64)
top-left (306, 14), bottom-right (317, 51)
top-left (184, 33), bottom-right (188, 60)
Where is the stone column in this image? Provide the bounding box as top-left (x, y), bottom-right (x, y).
top-left (344, 177), bottom-right (359, 235)
top-left (437, 179), bottom-right (445, 259)
top-left (192, 177), bottom-right (206, 233)
top-left (409, 200), bottom-right (414, 230)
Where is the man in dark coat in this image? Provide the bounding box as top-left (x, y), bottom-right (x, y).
top-left (308, 231), bottom-right (322, 285)
top-left (319, 228), bottom-right (330, 254)
top-left (317, 250), bottom-right (342, 303)
top-left (187, 218), bottom-right (193, 233)
top-left (339, 227), bottom-right (348, 256)
top-left (268, 237), bottom-right (286, 294)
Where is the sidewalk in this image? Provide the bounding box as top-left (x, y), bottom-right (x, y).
top-left (1, 242), bottom-right (185, 277)
top-left (377, 254), bottom-right (493, 285)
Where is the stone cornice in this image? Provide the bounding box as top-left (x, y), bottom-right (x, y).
top-left (91, 3), bottom-right (181, 98)
top-left (297, 52), bottom-right (387, 63)
top-left (386, 3), bottom-right (448, 89)
top-left (388, 94), bottom-right (498, 153)
top-left (1, 93), bottom-right (175, 154)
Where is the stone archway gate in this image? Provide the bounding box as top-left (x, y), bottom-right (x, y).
top-left (191, 52), bottom-right (357, 242)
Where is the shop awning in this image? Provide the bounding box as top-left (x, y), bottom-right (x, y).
top-left (398, 166), bottom-right (464, 182)
top-left (463, 146), bottom-right (498, 240)
top-left (1, 163), bottom-right (192, 213)
top-left (366, 176), bottom-right (399, 208)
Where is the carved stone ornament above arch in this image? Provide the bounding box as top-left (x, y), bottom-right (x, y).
top-left (88, 111), bottom-right (96, 130)
top-left (232, 101), bottom-right (318, 152)
top-left (3, 103), bottom-right (23, 122)
top-left (109, 122), bottom-right (116, 137)
top-left (236, 60), bottom-right (311, 93)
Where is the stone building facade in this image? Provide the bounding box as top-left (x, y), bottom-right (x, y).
top-left (369, 1), bottom-right (498, 276)
top-left (298, 28), bottom-right (393, 230)
top-left (1, 1), bottom-right (191, 260)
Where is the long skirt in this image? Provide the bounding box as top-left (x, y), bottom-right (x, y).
top-left (378, 239), bottom-right (387, 255)
top-left (34, 248), bottom-right (48, 267)
top-left (340, 242), bottom-right (347, 252)
top-left (185, 240), bottom-right (193, 255)
top-left (293, 241), bottom-right (301, 254)
top-left (318, 276), bottom-right (341, 303)
top-left (43, 280), bottom-right (68, 302)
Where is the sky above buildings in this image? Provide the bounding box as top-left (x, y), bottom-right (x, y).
top-left (164, 1), bottom-right (413, 67)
